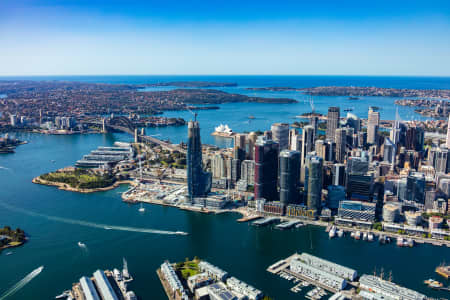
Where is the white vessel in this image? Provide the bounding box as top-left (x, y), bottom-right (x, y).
top-left (329, 226), bottom-right (336, 238)
top-left (368, 233), bottom-right (374, 242)
top-left (363, 232), bottom-right (368, 241)
top-left (5, 251), bottom-right (13, 256)
top-left (175, 231), bottom-right (188, 235)
top-left (77, 242), bottom-right (86, 247)
top-left (138, 203), bottom-right (145, 212)
top-left (355, 231), bottom-right (361, 240)
top-left (337, 229), bottom-right (344, 238)
top-left (104, 226), bottom-right (112, 230)
top-left (350, 231), bottom-right (355, 238)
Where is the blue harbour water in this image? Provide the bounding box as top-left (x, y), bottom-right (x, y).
top-left (0, 76), bottom-right (449, 299)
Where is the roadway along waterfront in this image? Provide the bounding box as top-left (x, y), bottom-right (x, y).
top-left (0, 131), bottom-right (449, 299)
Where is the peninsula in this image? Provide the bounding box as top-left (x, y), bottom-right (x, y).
top-left (246, 86), bottom-right (450, 99)
top-left (146, 81), bottom-right (237, 88)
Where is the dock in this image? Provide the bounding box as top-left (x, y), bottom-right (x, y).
top-left (252, 217), bottom-right (280, 227)
top-left (275, 220), bottom-right (301, 230)
top-left (237, 215), bottom-right (262, 223)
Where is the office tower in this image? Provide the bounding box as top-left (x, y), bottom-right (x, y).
top-left (315, 140), bottom-right (326, 160)
top-left (447, 114), bottom-right (450, 149)
top-left (346, 113), bottom-right (361, 132)
top-left (230, 158), bottom-right (241, 183)
top-left (326, 107), bottom-right (340, 141)
top-left (345, 127), bottom-right (354, 147)
top-left (264, 130), bottom-right (272, 140)
top-left (187, 121), bottom-right (212, 199)
top-left (290, 133), bottom-right (302, 152)
top-left (289, 129), bottom-right (298, 150)
top-left (279, 150), bottom-right (301, 205)
top-left (391, 108), bottom-right (401, 145)
top-left (332, 163), bottom-right (346, 186)
top-left (406, 172), bottom-right (426, 204)
top-left (211, 153), bottom-right (227, 179)
top-left (310, 116), bottom-right (319, 140)
top-left (327, 185), bottom-right (345, 210)
top-left (367, 106), bottom-right (380, 145)
top-left (254, 136), bottom-right (279, 201)
top-left (9, 114), bottom-right (17, 126)
top-left (335, 128), bottom-right (346, 163)
top-left (383, 138), bottom-right (395, 164)
top-left (307, 156), bottom-right (323, 212)
top-left (240, 160), bottom-right (255, 186)
top-left (246, 132), bottom-right (258, 160)
top-left (233, 134), bottom-right (246, 161)
top-left (433, 148), bottom-right (450, 173)
top-left (346, 173), bottom-right (373, 201)
top-left (301, 125), bottom-right (315, 165)
top-left (271, 123), bottom-right (290, 150)
top-left (325, 140), bottom-right (336, 162)
top-left (358, 131), bottom-right (367, 148)
top-left (405, 126), bottom-right (424, 151)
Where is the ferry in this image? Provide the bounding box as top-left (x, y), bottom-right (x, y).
top-left (211, 124), bottom-right (234, 137)
top-left (424, 279), bottom-right (443, 289)
top-left (175, 231), bottom-right (189, 235)
top-left (104, 226), bottom-right (113, 230)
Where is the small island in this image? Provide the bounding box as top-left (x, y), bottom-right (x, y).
top-left (33, 167), bottom-right (132, 193)
top-left (0, 226), bottom-right (26, 253)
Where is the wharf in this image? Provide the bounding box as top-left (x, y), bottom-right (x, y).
top-left (276, 220), bottom-right (301, 230)
top-left (237, 215), bottom-right (262, 223)
top-left (156, 268), bottom-right (177, 300)
top-left (252, 217), bottom-right (280, 227)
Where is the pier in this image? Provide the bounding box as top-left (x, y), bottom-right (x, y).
top-left (275, 220), bottom-right (301, 230)
top-left (252, 217), bottom-right (280, 227)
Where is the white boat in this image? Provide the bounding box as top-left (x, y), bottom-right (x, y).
top-left (350, 231), bottom-right (355, 238)
top-left (397, 237), bottom-right (404, 247)
top-left (104, 226), bottom-right (112, 230)
top-left (329, 226), bottom-right (336, 238)
top-left (138, 203), bottom-right (145, 212)
top-left (363, 232), bottom-right (368, 241)
top-left (5, 251), bottom-right (13, 256)
top-left (175, 231), bottom-right (188, 235)
top-left (368, 233), bottom-right (374, 242)
top-left (337, 229), bottom-right (344, 238)
top-left (355, 231), bottom-right (361, 240)
top-left (78, 242), bottom-right (86, 247)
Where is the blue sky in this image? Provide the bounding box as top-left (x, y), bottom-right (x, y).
top-left (0, 0), bottom-right (449, 76)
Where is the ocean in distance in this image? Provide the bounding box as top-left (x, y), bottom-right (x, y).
top-left (0, 76), bottom-right (449, 299)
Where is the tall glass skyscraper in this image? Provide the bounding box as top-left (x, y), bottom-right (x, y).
top-left (307, 156), bottom-right (323, 213)
top-left (326, 107), bottom-right (340, 141)
top-left (279, 150), bottom-right (301, 205)
top-left (187, 120), bottom-right (211, 199)
top-left (254, 136), bottom-right (279, 201)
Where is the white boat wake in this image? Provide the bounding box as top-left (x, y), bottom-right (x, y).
top-left (0, 266), bottom-right (44, 300)
top-left (0, 202), bottom-right (188, 236)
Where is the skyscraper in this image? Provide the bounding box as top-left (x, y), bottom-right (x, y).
top-left (301, 125), bottom-right (315, 165)
top-left (246, 132), bottom-right (258, 160)
top-left (254, 136), bottom-right (279, 201)
top-left (271, 123), bottom-right (290, 150)
top-left (307, 156), bottom-right (323, 213)
top-left (447, 114), bottom-right (450, 149)
top-left (187, 121), bottom-right (212, 199)
top-left (310, 115), bottom-right (319, 140)
top-left (367, 106), bottom-right (380, 145)
top-left (326, 107), bottom-right (340, 141)
top-left (233, 133), bottom-right (246, 161)
top-left (335, 128), bottom-right (347, 163)
top-left (279, 150), bottom-right (301, 205)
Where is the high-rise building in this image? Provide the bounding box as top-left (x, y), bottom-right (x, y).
top-left (301, 125), bottom-right (315, 165)
top-left (325, 140), bottom-right (336, 162)
top-left (358, 131), bottom-right (367, 148)
top-left (187, 121), bottom-right (212, 199)
top-left (271, 123), bottom-right (290, 150)
top-left (254, 136), bottom-right (279, 201)
top-left (367, 106), bottom-right (380, 145)
top-left (246, 132), bottom-right (258, 160)
top-left (233, 134), bottom-right (246, 161)
top-left (335, 128), bottom-right (346, 163)
top-left (326, 107), bottom-right (340, 141)
top-left (406, 172), bottom-right (426, 204)
top-left (383, 137), bottom-right (395, 164)
top-left (310, 116), bottom-right (319, 140)
top-left (446, 114), bottom-right (450, 149)
top-left (240, 160), bottom-right (255, 186)
top-left (279, 150), bottom-right (301, 205)
top-left (307, 156), bottom-right (323, 212)
top-left (346, 174), bottom-right (373, 201)
top-left (211, 153), bottom-right (227, 179)
top-left (405, 126), bottom-right (424, 151)
top-left (9, 114), bottom-right (17, 126)
top-left (327, 185), bottom-right (345, 210)
top-left (332, 163), bottom-right (346, 186)
top-left (346, 113), bottom-right (361, 132)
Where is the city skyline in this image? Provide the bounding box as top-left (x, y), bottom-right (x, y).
top-left (1, 0), bottom-right (450, 76)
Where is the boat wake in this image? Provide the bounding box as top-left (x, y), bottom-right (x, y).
top-left (0, 266), bottom-right (44, 300)
top-left (0, 202), bottom-right (188, 236)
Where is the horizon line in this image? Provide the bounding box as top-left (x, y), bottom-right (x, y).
top-left (0, 74), bottom-right (450, 78)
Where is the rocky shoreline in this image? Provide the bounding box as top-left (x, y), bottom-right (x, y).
top-left (32, 177), bottom-right (136, 193)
